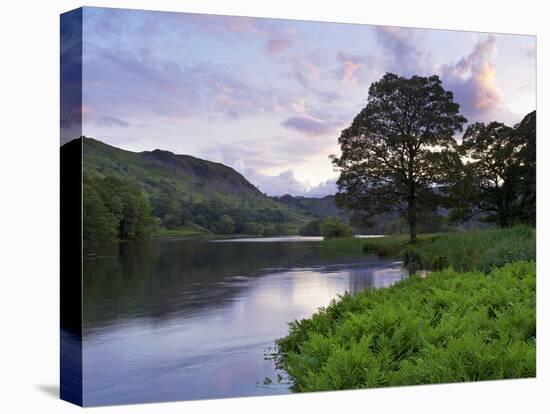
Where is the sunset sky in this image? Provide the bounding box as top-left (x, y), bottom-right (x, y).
top-left (74, 7), bottom-right (535, 196)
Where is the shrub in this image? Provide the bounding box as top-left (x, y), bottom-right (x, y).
top-left (213, 214), bottom-right (235, 234)
top-left (320, 219), bottom-right (353, 238)
top-left (243, 222), bottom-right (264, 236)
top-left (161, 213), bottom-right (181, 229)
top-left (299, 220), bottom-right (321, 236)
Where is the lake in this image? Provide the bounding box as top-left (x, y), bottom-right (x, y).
top-left (81, 236), bottom-right (408, 406)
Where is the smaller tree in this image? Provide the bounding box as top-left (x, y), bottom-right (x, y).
top-left (84, 175), bottom-right (158, 241)
top-left (320, 219), bottom-right (353, 238)
top-left (244, 222), bottom-right (264, 236)
top-left (451, 114), bottom-right (535, 227)
top-left (299, 220), bottom-right (321, 236)
top-left (214, 214), bottom-right (235, 234)
top-left (162, 213), bottom-right (181, 229)
top-left (193, 214), bottom-right (209, 230)
top-left (83, 182), bottom-right (118, 242)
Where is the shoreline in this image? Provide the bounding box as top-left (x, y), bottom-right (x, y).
top-left (275, 225), bottom-right (536, 391)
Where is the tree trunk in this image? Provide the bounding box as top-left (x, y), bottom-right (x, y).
top-left (408, 194), bottom-right (417, 243)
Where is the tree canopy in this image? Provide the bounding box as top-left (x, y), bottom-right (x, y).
top-left (449, 111), bottom-right (536, 227)
top-left (83, 175), bottom-right (159, 242)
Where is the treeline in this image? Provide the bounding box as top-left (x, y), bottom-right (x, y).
top-left (83, 176), bottom-right (158, 242)
top-left (271, 194), bottom-right (344, 220)
top-left (84, 175), bottom-right (295, 242)
top-left (149, 181), bottom-right (285, 232)
top-left (151, 185), bottom-right (290, 236)
top-left (332, 72), bottom-right (536, 242)
top-left (299, 218), bottom-right (353, 238)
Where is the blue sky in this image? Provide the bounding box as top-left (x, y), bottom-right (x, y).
top-left (75, 7), bottom-right (535, 196)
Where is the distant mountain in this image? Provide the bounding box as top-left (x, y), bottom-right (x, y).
top-left (270, 194), bottom-right (344, 220)
top-left (78, 137), bottom-right (341, 236)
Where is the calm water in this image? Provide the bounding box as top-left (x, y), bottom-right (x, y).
top-left (82, 237), bottom-right (407, 406)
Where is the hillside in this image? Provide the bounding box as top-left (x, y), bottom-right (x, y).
top-left (270, 194), bottom-right (344, 220)
top-left (78, 137), bottom-right (341, 238)
top-left (83, 137), bottom-right (264, 203)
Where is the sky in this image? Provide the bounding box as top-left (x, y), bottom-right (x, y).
top-left (67, 7), bottom-right (536, 196)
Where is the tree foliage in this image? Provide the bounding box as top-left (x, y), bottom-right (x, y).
top-left (320, 219), bottom-right (353, 238)
top-left (299, 219), bottom-right (321, 236)
top-left (83, 175), bottom-right (158, 242)
top-left (449, 111), bottom-right (536, 227)
top-left (331, 73), bottom-right (466, 242)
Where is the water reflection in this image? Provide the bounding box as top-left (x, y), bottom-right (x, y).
top-left (82, 238), bottom-right (407, 406)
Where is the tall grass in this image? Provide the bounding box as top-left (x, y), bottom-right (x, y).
top-left (275, 261), bottom-right (535, 391)
top-left (361, 225), bottom-right (535, 272)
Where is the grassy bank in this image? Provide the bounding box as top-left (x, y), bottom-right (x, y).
top-left (275, 261), bottom-right (535, 391)
top-left (400, 225), bottom-right (535, 272)
top-left (323, 225), bottom-right (535, 272)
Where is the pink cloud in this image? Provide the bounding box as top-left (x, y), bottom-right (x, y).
top-left (440, 36), bottom-right (504, 120)
top-left (266, 38), bottom-right (292, 54)
top-left (341, 60), bottom-right (360, 85)
top-left (282, 115), bottom-right (336, 136)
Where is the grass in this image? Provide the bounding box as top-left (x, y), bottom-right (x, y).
top-left (275, 261), bottom-right (535, 392)
top-left (156, 222), bottom-right (211, 238)
top-left (351, 225), bottom-right (535, 272)
top-left (408, 225), bottom-right (535, 272)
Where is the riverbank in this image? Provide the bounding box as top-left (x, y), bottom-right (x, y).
top-left (322, 225), bottom-right (535, 272)
top-left (275, 226), bottom-right (536, 391)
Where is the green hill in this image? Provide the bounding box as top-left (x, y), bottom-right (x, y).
top-left (80, 137), bottom-right (338, 238)
top-left (83, 137), bottom-right (264, 202)
top-left (270, 194), bottom-right (344, 220)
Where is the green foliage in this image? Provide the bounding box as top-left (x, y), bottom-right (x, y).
top-left (213, 214), bottom-right (235, 235)
top-left (82, 138), bottom-right (313, 236)
top-left (83, 183), bottom-right (118, 242)
top-left (161, 213), bottom-right (181, 229)
top-left (275, 261), bottom-right (535, 391)
top-left (410, 225), bottom-right (535, 272)
top-left (156, 222), bottom-right (211, 238)
top-left (262, 223), bottom-right (287, 236)
top-left (360, 234), bottom-right (415, 257)
top-left (401, 246), bottom-right (427, 271)
top-left (299, 220), bottom-right (321, 236)
top-left (243, 222), bottom-right (264, 236)
top-left (320, 219), bottom-right (353, 238)
top-left (361, 226), bottom-right (535, 273)
top-left (83, 175), bottom-right (158, 242)
top-left (273, 194), bottom-right (345, 220)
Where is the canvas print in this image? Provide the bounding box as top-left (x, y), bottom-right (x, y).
top-left (60, 6), bottom-right (536, 407)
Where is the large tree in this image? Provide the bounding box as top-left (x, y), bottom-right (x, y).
top-left (331, 73), bottom-right (466, 242)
